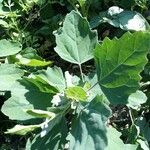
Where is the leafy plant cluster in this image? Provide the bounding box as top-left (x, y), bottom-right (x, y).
top-left (0, 0), bottom-right (150, 150)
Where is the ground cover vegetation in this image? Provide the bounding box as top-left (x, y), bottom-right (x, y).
top-left (0, 0), bottom-right (150, 149)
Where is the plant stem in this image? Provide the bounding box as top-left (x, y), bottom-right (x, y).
top-left (79, 64), bottom-right (84, 82)
top-left (129, 108), bottom-right (134, 125)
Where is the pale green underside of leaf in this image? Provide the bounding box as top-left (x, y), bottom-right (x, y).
top-left (54, 10), bottom-right (98, 64)
top-left (1, 79), bottom-right (54, 120)
top-left (26, 109), bottom-right (55, 118)
top-left (107, 11), bottom-right (150, 31)
top-left (106, 127), bottom-right (137, 150)
top-left (127, 90), bottom-right (147, 109)
top-left (95, 31), bottom-right (150, 104)
top-left (0, 39), bottom-right (22, 57)
top-left (0, 64), bottom-right (24, 91)
top-left (5, 124), bottom-right (40, 135)
top-left (90, 6), bottom-right (150, 31)
top-left (67, 95), bottom-right (111, 150)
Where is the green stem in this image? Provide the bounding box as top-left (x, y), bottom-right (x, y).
top-left (129, 108), bottom-right (134, 125)
top-left (79, 64), bottom-right (84, 82)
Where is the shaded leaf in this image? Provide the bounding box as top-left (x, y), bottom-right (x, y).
top-left (136, 117), bottom-right (150, 142)
top-left (27, 118), bottom-right (67, 150)
top-left (126, 124), bottom-right (140, 143)
top-left (40, 115), bottom-right (62, 137)
top-left (25, 76), bottom-right (58, 94)
top-left (67, 95), bottom-right (111, 150)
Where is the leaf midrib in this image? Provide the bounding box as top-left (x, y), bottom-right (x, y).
top-left (99, 48), bottom-right (137, 83)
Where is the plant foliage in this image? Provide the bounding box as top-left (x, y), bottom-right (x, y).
top-left (0, 0), bottom-right (150, 149)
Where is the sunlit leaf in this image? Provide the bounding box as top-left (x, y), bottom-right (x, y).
top-left (65, 86), bottom-right (87, 101)
top-left (95, 31), bottom-right (150, 104)
top-left (0, 64), bottom-right (24, 91)
top-left (0, 39), bottom-right (22, 57)
top-left (54, 10), bottom-right (98, 64)
top-left (5, 124), bottom-right (40, 135)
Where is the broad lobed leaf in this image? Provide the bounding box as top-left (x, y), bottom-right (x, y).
top-left (106, 127), bottom-right (138, 150)
top-left (1, 78), bottom-right (55, 120)
top-left (54, 10), bottom-right (98, 64)
top-left (67, 95), bottom-right (111, 150)
top-left (95, 31), bottom-right (150, 104)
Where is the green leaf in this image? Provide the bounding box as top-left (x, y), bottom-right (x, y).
top-left (106, 127), bottom-right (124, 150)
top-left (54, 10), bottom-right (98, 64)
top-left (127, 90), bottom-right (147, 110)
top-left (67, 95), bottom-right (111, 150)
top-left (136, 117), bottom-right (150, 142)
top-left (1, 78), bottom-right (54, 120)
top-left (5, 124), bottom-right (40, 135)
top-left (106, 6), bottom-right (150, 31)
top-left (0, 3), bottom-right (9, 17)
top-left (20, 47), bottom-right (42, 60)
top-left (126, 124), bottom-right (140, 143)
top-left (85, 73), bottom-right (106, 102)
top-left (16, 48), bottom-right (53, 67)
top-left (17, 58), bottom-right (52, 67)
top-left (65, 86), bottom-right (87, 101)
top-left (106, 127), bottom-right (138, 150)
top-left (40, 115), bottom-right (62, 137)
top-left (90, 6), bottom-right (150, 31)
top-left (124, 144), bottom-right (138, 150)
top-left (137, 139), bottom-right (149, 150)
top-left (78, 0), bottom-right (86, 7)
top-left (26, 109), bottom-right (56, 118)
top-left (0, 19), bottom-right (8, 27)
top-left (0, 64), bottom-right (24, 91)
top-left (36, 66), bottom-right (66, 92)
top-left (24, 76), bottom-right (58, 94)
top-left (27, 118), bottom-right (67, 150)
top-left (95, 31), bottom-right (150, 104)
top-left (0, 39), bottom-right (22, 57)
